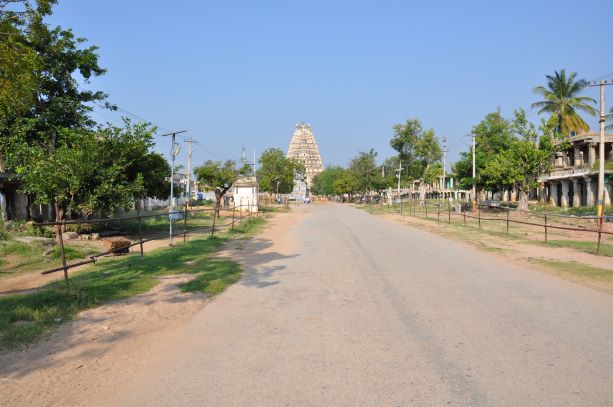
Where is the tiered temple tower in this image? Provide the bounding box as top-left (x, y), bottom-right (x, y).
top-left (287, 123), bottom-right (324, 186)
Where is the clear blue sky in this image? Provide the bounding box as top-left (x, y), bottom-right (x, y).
top-left (48, 0), bottom-right (613, 169)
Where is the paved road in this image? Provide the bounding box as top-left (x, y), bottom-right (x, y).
top-left (116, 205), bottom-right (613, 406)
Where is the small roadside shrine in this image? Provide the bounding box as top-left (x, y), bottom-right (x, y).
top-left (232, 176), bottom-right (259, 213)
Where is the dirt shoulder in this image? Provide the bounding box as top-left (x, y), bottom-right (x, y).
top-left (374, 210), bottom-right (613, 294)
top-left (0, 208), bottom-right (305, 406)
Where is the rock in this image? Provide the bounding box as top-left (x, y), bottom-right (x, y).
top-left (102, 236), bottom-right (132, 255)
top-left (90, 233), bottom-right (101, 241)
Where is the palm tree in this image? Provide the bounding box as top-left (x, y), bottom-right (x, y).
top-left (532, 69), bottom-right (597, 136)
top-left (607, 107), bottom-right (613, 131)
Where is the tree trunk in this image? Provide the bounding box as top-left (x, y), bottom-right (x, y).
top-left (517, 189), bottom-right (529, 212)
top-left (215, 196), bottom-right (222, 218)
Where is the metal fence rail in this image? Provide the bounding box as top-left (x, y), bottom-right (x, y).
top-left (36, 203), bottom-right (259, 283)
top-left (374, 199), bottom-right (612, 255)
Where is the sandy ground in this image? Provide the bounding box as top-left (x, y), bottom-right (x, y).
top-left (375, 211), bottom-right (613, 291)
top-left (0, 209), bottom-right (303, 406)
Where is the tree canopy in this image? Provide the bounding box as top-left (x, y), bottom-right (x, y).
top-left (194, 160), bottom-right (251, 214)
top-left (257, 148), bottom-right (305, 194)
top-left (479, 110), bottom-right (568, 210)
top-left (454, 110), bottom-right (515, 191)
top-left (531, 69), bottom-right (597, 136)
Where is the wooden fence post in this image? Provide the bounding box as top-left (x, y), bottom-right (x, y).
top-left (437, 202), bottom-right (440, 221)
top-left (183, 201), bottom-right (188, 244)
top-left (506, 206), bottom-right (510, 237)
top-left (210, 209), bottom-right (217, 237)
top-left (138, 210), bottom-right (144, 258)
top-left (424, 201), bottom-right (428, 218)
top-left (544, 213), bottom-right (548, 243)
top-left (448, 200), bottom-right (451, 223)
top-left (463, 207), bottom-right (466, 227)
top-left (57, 220), bottom-right (68, 285)
top-left (478, 203), bottom-right (481, 229)
top-left (231, 202), bottom-right (236, 230)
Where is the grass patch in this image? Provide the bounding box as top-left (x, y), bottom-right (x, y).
top-left (0, 216), bottom-right (265, 348)
top-left (0, 240), bottom-right (98, 275)
top-left (531, 258), bottom-right (613, 283)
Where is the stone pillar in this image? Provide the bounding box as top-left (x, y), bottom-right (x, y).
top-left (585, 177), bottom-right (594, 206)
top-left (588, 144), bottom-right (597, 167)
top-left (502, 190), bottom-right (508, 202)
top-left (511, 187), bottom-right (517, 202)
top-left (549, 182), bottom-right (558, 207)
top-left (572, 179), bottom-right (581, 207)
top-left (560, 180), bottom-right (570, 208)
top-left (605, 182), bottom-right (612, 206)
top-left (574, 145), bottom-right (581, 166)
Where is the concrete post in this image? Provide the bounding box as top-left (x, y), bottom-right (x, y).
top-left (560, 180), bottom-right (570, 208)
top-left (605, 182), bottom-right (612, 206)
top-left (586, 177), bottom-right (594, 206)
top-left (511, 187), bottom-right (517, 202)
top-left (549, 182), bottom-right (558, 207)
top-left (502, 190), bottom-right (508, 202)
top-left (572, 179), bottom-right (581, 207)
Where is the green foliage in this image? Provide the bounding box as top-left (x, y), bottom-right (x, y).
top-left (390, 118), bottom-right (442, 182)
top-left (454, 110), bottom-right (514, 190)
top-left (348, 149), bottom-right (380, 194)
top-left (20, 120), bottom-right (157, 218)
top-left (479, 109), bottom-right (568, 209)
top-left (606, 107), bottom-right (613, 131)
top-left (332, 172), bottom-right (357, 196)
top-left (257, 148), bottom-right (305, 194)
top-left (531, 69), bottom-right (597, 135)
top-left (194, 160), bottom-right (251, 204)
top-left (311, 166), bottom-right (346, 196)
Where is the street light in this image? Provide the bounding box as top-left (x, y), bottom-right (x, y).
top-left (160, 130), bottom-right (187, 244)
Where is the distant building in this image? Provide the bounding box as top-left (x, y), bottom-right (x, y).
top-left (231, 176), bottom-right (259, 212)
top-left (539, 132), bottom-right (613, 207)
top-left (287, 123), bottom-right (324, 193)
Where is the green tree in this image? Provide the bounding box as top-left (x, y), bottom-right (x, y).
top-left (390, 119), bottom-right (442, 198)
top-left (194, 160), bottom-right (251, 216)
top-left (606, 107), bottom-right (613, 131)
top-left (454, 110), bottom-right (515, 191)
top-left (480, 110), bottom-right (568, 211)
top-left (532, 69), bottom-right (597, 136)
top-left (0, 0), bottom-right (107, 172)
top-left (332, 172), bottom-right (357, 200)
top-left (21, 121), bottom-right (156, 220)
top-left (311, 166), bottom-right (345, 196)
top-left (257, 148), bottom-right (305, 195)
top-left (348, 149), bottom-right (379, 196)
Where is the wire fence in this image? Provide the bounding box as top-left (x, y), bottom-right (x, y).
top-left (370, 198), bottom-right (613, 255)
top-left (36, 202), bottom-right (261, 283)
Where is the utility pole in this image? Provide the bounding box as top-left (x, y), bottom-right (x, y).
top-left (396, 161), bottom-right (404, 200)
top-left (185, 137), bottom-right (197, 209)
top-left (161, 130), bottom-right (187, 244)
top-left (253, 148), bottom-right (257, 176)
top-left (442, 137), bottom-right (447, 198)
top-left (587, 78), bottom-right (612, 222)
top-left (472, 133), bottom-right (476, 209)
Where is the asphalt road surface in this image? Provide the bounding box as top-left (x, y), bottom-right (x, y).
top-left (115, 204), bottom-right (613, 406)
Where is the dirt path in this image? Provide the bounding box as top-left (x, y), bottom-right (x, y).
top-left (0, 209), bottom-right (303, 406)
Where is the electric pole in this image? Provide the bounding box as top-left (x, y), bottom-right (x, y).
top-left (587, 78), bottom-right (612, 222)
top-left (442, 137), bottom-right (447, 197)
top-left (253, 148), bottom-right (257, 176)
top-left (161, 130), bottom-right (187, 244)
top-left (472, 133), bottom-right (476, 209)
top-left (396, 161), bottom-right (404, 201)
top-left (185, 137), bottom-right (197, 209)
